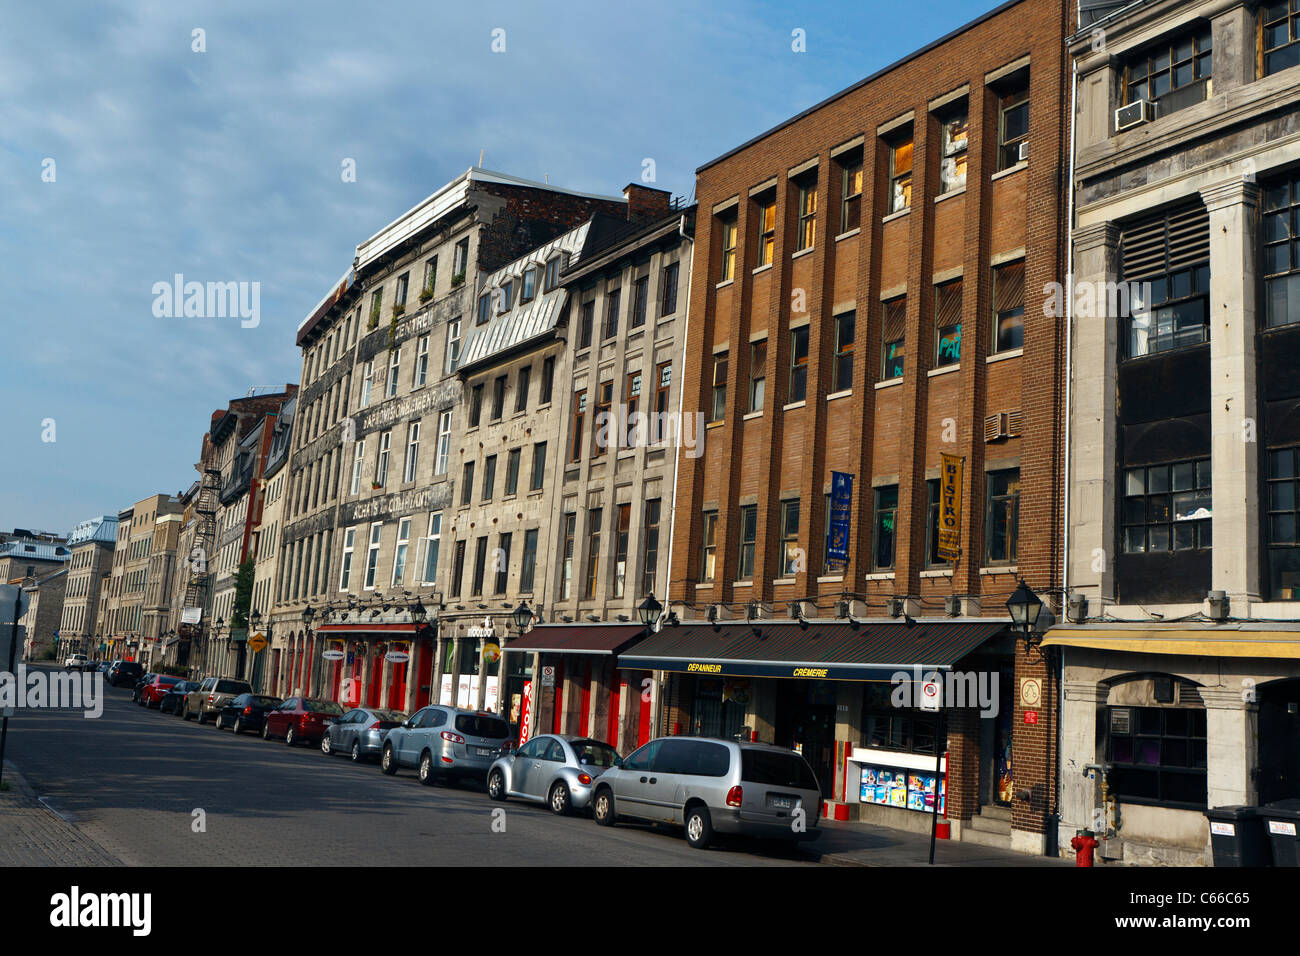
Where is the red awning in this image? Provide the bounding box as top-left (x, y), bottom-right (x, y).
top-left (504, 623), bottom-right (647, 656)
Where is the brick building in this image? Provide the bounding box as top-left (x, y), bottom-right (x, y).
top-left (659, 0), bottom-right (1074, 854)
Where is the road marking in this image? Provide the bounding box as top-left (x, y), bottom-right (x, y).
top-left (38, 795), bottom-right (77, 823)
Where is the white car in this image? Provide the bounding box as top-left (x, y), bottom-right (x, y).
top-left (64, 654), bottom-right (89, 671)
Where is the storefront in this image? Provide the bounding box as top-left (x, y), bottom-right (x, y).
top-left (312, 621), bottom-right (436, 716)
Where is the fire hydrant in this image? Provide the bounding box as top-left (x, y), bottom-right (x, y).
top-left (1071, 829), bottom-right (1099, 867)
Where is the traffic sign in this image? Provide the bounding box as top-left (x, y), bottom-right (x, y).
top-left (919, 679), bottom-right (941, 712)
top-left (248, 632), bottom-right (268, 653)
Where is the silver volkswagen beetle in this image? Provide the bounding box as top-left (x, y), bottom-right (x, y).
top-left (487, 734), bottom-right (622, 815)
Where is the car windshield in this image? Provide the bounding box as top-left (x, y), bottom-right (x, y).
top-left (570, 740), bottom-right (620, 768)
top-left (304, 699), bottom-right (345, 715)
top-left (455, 715), bottom-right (509, 739)
top-left (741, 750), bottom-right (820, 791)
top-left (214, 680), bottom-right (251, 694)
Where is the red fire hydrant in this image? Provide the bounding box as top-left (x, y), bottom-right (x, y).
top-left (1071, 829), bottom-right (1099, 867)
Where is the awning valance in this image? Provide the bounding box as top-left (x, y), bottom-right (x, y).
top-left (505, 623), bottom-right (647, 656)
top-left (316, 622), bottom-right (428, 638)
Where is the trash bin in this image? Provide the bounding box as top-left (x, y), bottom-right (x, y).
top-left (1259, 799), bottom-right (1300, 868)
top-left (1204, 805), bottom-right (1271, 867)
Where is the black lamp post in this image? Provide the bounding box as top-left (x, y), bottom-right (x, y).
top-left (512, 602), bottom-right (533, 634)
top-left (1006, 581), bottom-right (1044, 651)
top-left (637, 593), bottom-right (662, 630)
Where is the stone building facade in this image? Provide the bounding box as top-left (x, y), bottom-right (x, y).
top-left (57, 515), bottom-right (118, 658)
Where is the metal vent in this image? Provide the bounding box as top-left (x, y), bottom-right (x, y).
top-left (1121, 203), bottom-right (1210, 281)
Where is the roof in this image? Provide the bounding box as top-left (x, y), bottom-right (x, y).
top-left (697, 0), bottom-right (1027, 174)
top-left (617, 620), bottom-right (1010, 680)
top-left (66, 516), bottom-right (119, 547)
top-left (295, 268), bottom-right (356, 342)
top-left (0, 541), bottom-right (70, 563)
top-left (504, 623), bottom-right (648, 656)
top-left (563, 207), bottom-right (695, 280)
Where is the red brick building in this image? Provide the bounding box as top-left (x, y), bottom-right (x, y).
top-left (653, 0), bottom-right (1073, 854)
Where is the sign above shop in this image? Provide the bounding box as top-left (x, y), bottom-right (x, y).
top-left (322, 649), bottom-right (345, 661)
top-left (385, 642), bottom-right (411, 663)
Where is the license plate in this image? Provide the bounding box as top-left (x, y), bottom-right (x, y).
top-left (768, 795), bottom-right (795, 810)
top-left (476, 747), bottom-right (495, 756)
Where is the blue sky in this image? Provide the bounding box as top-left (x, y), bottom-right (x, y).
top-left (0, 0), bottom-right (1003, 534)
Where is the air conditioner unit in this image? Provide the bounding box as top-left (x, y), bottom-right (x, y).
top-left (1115, 99), bottom-right (1157, 132)
top-left (886, 596), bottom-right (905, 618)
top-left (984, 410), bottom-right (1024, 443)
top-left (1017, 140), bottom-right (1030, 163)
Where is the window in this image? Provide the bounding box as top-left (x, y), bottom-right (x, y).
top-left (472, 536), bottom-right (488, 596)
top-left (796, 177), bottom-right (818, 250)
top-left (993, 261), bottom-right (1025, 352)
top-left (375, 430), bottom-right (392, 488)
top-left (403, 421), bottom-right (420, 483)
top-left (519, 528), bottom-right (538, 592)
top-left (654, 362), bottom-right (671, 441)
top-left (863, 683), bottom-right (945, 756)
top-left (421, 513), bottom-right (441, 585)
top-left (789, 326), bottom-right (809, 402)
top-left (1122, 460), bottom-right (1212, 553)
top-left (435, 411), bottom-right (452, 475)
top-left (614, 503), bottom-right (631, 597)
top-left (925, 479), bottom-right (952, 567)
top-left (544, 256), bottom-right (560, 293)
top-left (505, 448), bottom-right (521, 496)
top-left (530, 441), bottom-right (546, 491)
top-left (939, 108), bottom-right (969, 194)
top-left (1125, 27), bottom-right (1212, 115)
top-left (632, 275), bottom-right (649, 329)
top-left (1264, 2), bottom-right (1300, 75)
top-left (833, 311), bottom-right (855, 391)
top-left (349, 440), bottom-right (365, 495)
top-left (339, 528), bottom-right (355, 590)
top-left (477, 292), bottom-right (491, 326)
top-left (540, 355), bottom-right (555, 405)
top-left (414, 335), bottom-right (429, 387)
top-left (515, 365), bottom-right (530, 413)
top-left (392, 517), bottom-right (411, 586)
top-left (1264, 174), bottom-right (1300, 328)
top-left (561, 513), bottom-right (576, 599)
top-left (985, 469), bottom-right (1020, 565)
top-left (498, 279), bottom-right (514, 313)
top-left (872, 486), bottom-right (898, 570)
top-left (882, 296), bottom-right (906, 380)
top-left (491, 375), bottom-right (506, 421)
top-left (749, 340), bottom-right (767, 412)
top-left (643, 499), bottom-right (661, 596)
top-left (584, 509), bottom-right (603, 599)
top-left (387, 347), bottom-right (401, 398)
top-left (780, 499), bottom-right (800, 576)
top-left (520, 267), bottom-right (536, 304)
top-left (452, 238), bottom-right (469, 279)
top-left (720, 216), bottom-right (738, 281)
top-left (571, 391), bottom-right (586, 461)
top-left (997, 80), bottom-right (1030, 171)
top-left (888, 137), bottom-right (913, 213)
top-left (594, 381), bottom-right (613, 457)
top-left (1122, 204), bottom-right (1211, 357)
top-left (935, 280), bottom-right (962, 366)
top-left (839, 154), bottom-right (863, 233)
top-left (710, 353), bottom-right (728, 422)
top-left (494, 532), bottom-right (512, 595)
top-left (364, 523), bottom-right (382, 589)
top-left (360, 360), bottom-right (374, 407)
top-left (469, 383), bottom-right (484, 428)
top-left (579, 299), bottom-right (595, 349)
top-left (700, 511), bottom-right (718, 583)
top-left (603, 288), bottom-right (621, 340)
top-left (1107, 702), bottom-right (1207, 808)
top-left (481, 454), bottom-right (497, 501)
top-left (445, 318), bottom-right (462, 373)
top-left (660, 261), bottom-right (679, 316)
top-left (1268, 446), bottom-right (1300, 598)
top-left (369, 289), bottom-right (383, 329)
top-left (450, 540), bottom-right (466, 597)
top-left (757, 196), bottom-right (776, 265)
top-left (395, 273), bottom-right (409, 309)
top-left (422, 257), bottom-right (437, 299)
top-left (625, 372), bottom-right (642, 447)
top-left (461, 461), bottom-right (475, 506)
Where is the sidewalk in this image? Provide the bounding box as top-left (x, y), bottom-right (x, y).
top-left (809, 818), bottom-right (1073, 867)
top-left (0, 762), bottom-right (121, 866)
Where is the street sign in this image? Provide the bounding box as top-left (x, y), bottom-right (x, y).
top-left (919, 680), bottom-right (941, 712)
top-left (322, 649), bottom-right (345, 661)
top-left (385, 642), bottom-right (410, 663)
top-left (1024, 710), bottom-right (1039, 725)
top-left (541, 665), bottom-right (556, 687)
top-left (248, 632), bottom-right (267, 653)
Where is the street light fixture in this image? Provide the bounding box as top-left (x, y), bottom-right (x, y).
top-left (512, 602), bottom-right (533, 633)
top-left (637, 593), bottom-right (662, 628)
top-left (410, 599), bottom-right (427, 624)
top-left (1006, 580), bottom-right (1044, 650)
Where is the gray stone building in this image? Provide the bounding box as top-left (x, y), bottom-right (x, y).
top-left (19, 567), bottom-right (67, 661)
top-left (58, 515), bottom-right (118, 659)
top-left (1053, 0), bottom-right (1300, 864)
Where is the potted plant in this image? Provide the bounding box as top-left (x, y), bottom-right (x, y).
top-left (391, 302), bottom-right (406, 317)
top-left (418, 285), bottom-right (434, 304)
top-left (451, 271), bottom-right (466, 288)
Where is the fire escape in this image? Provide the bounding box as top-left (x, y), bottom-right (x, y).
top-left (181, 465), bottom-right (221, 671)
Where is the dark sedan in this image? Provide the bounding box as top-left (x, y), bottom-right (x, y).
top-left (215, 693), bottom-right (283, 734)
top-left (108, 661), bottom-right (143, 688)
top-left (159, 680), bottom-right (199, 715)
top-left (321, 707), bottom-right (406, 762)
top-left (262, 697), bottom-right (345, 746)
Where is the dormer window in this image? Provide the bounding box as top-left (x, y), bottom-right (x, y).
top-left (543, 256), bottom-right (560, 292)
top-left (521, 267), bottom-right (537, 303)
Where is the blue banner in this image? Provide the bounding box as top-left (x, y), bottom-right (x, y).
top-left (827, 471), bottom-right (854, 565)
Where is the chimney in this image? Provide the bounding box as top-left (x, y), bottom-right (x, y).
top-left (622, 183), bottom-right (672, 222)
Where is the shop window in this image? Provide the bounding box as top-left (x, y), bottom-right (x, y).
top-left (1106, 699), bottom-right (1207, 808)
top-left (1121, 459), bottom-right (1212, 553)
top-left (863, 683), bottom-right (945, 755)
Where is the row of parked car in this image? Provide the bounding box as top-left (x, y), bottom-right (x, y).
top-left (114, 661), bottom-right (825, 850)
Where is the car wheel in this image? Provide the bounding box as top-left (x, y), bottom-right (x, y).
top-left (321, 733), bottom-right (332, 756)
top-left (685, 805), bottom-right (713, 849)
top-left (183, 704), bottom-right (194, 721)
top-left (262, 721), bottom-right (272, 740)
top-left (593, 788), bottom-right (617, 827)
top-left (418, 751), bottom-right (436, 786)
top-left (285, 726), bottom-right (296, 747)
top-left (487, 769), bottom-right (507, 802)
top-left (381, 743), bottom-right (397, 775)
top-left (549, 781), bottom-right (572, 816)
top-left (197, 708), bottom-right (207, 725)
top-left (214, 713), bottom-right (224, 730)
top-left (232, 718), bottom-right (243, 735)
top-left (350, 741), bottom-right (361, 763)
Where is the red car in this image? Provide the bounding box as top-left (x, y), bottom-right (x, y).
top-left (262, 697), bottom-right (346, 746)
top-left (139, 675), bottom-right (183, 708)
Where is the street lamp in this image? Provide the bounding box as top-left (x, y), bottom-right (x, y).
top-left (512, 602), bottom-right (533, 633)
top-left (1006, 580), bottom-right (1044, 650)
top-left (637, 593), bottom-right (662, 629)
top-left (410, 600), bottom-right (427, 624)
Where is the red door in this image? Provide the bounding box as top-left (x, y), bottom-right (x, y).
top-left (388, 661), bottom-right (406, 710)
top-left (608, 680), bottom-right (623, 748)
top-left (551, 662), bottom-right (565, 735)
top-left (415, 642), bottom-right (432, 709)
top-left (330, 659), bottom-right (342, 702)
top-left (637, 679), bottom-right (652, 747)
top-left (578, 660), bottom-right (592, 738)
top-left (367, 648), bottom-right (383, 707)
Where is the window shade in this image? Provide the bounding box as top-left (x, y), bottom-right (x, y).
top-left (994, 261), bottom-right (1025, 312)
top-left (1121, 203), bottom-right (1210, 280)
top-left (936, 281), bottom-right (963, 325)
top-left (883, 297), bottom-right (907, 341)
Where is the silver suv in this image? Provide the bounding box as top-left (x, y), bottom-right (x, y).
top-left (183, 676), bottom-right (253, 723)
top-left (381, 706), bottom-right (511, 785)
top-left (590, 737), bottom-right (823, 849)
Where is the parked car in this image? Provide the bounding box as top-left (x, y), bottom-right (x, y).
top-left (159, 680), bottom-right (199, 715)
top-left (262, 697), bottom-right (345, 746)
top-left (183, 677), bottom-right (253, 723)
top-left (321, 707), bottom-right (406, 761)
top-left (214, 693), bottom-right (283, 734)
top-left (589, 737), bottom-right (823, 849)
top-left (107, 661), bottom-right (143, 688)
top-left (381, 706), bottom-right (511, 785)
top-left (138, 674), bottom-right (183, 708)
top-left (131, 673), bottom-right (157, 702)
top-left (64, 654), bottom-right (89, 671)
top-left (487, 734), bottom-right (622, 815)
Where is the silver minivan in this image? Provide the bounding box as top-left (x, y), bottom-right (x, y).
top-left (591, 737), bottom-right (823, 849)
top-left (380, 705), bottom-right (510, 785)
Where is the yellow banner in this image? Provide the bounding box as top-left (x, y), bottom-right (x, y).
top-left (937, 453), bottom-right (964, 560)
